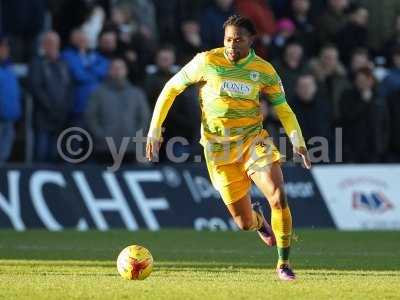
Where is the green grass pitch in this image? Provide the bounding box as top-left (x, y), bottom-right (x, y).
top-left (0, 229), bottom-right (399, 300)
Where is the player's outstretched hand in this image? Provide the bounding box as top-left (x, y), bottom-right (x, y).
top-left (146, 136), bottom-right (162, 162)
top-left (293, 146), bottom-right (311, 169)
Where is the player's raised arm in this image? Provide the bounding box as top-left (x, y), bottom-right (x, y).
top-left (146, 53), bottom-right (206, 161)
top-left (261, 66), bottom-right (311, 169)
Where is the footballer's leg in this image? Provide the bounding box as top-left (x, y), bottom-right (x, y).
top-left (205, 156), bottom-right (275, 243)
top-left (250, 162), bottom-right (296, 281)
top-left (226, 194), bottom-right (275, 246)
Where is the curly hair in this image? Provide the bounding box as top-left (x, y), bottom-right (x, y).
top-left (223, 15), bottom-right (257, 36)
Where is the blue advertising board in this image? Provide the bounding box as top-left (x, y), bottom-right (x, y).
top-left (0, 164), bottom-right (334, 231)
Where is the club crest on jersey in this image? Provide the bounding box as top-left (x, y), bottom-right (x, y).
top-left (221, 80), bottom-right (252, 97)
top-left (216, 66), bottom-right (225, 73)
top-left (249, 71), bottom-right (260, 82)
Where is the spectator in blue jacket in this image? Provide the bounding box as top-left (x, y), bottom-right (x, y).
top-left (61, 29), bottom-right (109, 124)
top-left (0, 36), bottom-right (21, 162)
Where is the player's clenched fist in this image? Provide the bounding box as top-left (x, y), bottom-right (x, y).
top-left (146, 136), bottom-right (162, 162)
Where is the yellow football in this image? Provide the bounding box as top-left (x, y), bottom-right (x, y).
top-left (116, 245), bottom-right (153, 280)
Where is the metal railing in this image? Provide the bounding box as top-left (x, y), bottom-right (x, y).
top-left (24, 92), bottom-right (34, 164)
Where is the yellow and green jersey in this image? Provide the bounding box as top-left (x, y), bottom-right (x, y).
top-left (148, 47), bottom-right (306, 165)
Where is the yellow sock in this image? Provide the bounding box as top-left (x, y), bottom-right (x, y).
top-left (271, 206), bottom-right (292, 266)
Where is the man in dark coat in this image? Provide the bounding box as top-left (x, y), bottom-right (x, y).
top-left (29, 31), bottom-right (73, 162)
top-left (290, 73), bottom-right (332, 163)
top-left (339, 67), bottom-right (389, 163)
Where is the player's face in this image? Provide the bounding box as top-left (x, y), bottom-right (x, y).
top-left (224, 25), bottom-right (253, 62)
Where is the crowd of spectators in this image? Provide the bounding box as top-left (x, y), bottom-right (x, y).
top-left (1, 0), bottom-right (400, 164)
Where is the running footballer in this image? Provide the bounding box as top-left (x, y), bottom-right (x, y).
top-left (146, 15), bottom-right (311, 281)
